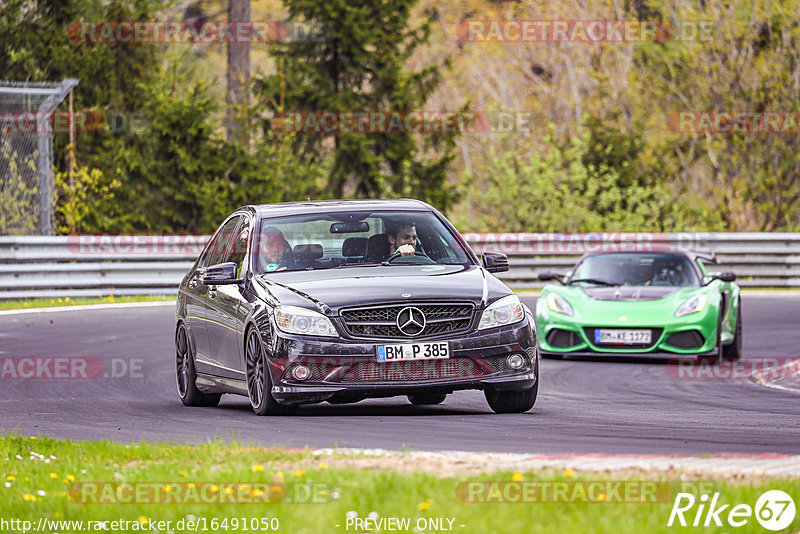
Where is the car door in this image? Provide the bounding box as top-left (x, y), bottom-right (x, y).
top-left (194, 216), bottom-right (241, 375)
top-left (184, 230), bottom-right (222, 367)
top-left (205, 214), bottom-right (251, 377)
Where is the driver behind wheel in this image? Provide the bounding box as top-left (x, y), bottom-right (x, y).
top-left (652, 260), bottom-right (685, 285)
top-left (386, 219), bottom-right (418, 257)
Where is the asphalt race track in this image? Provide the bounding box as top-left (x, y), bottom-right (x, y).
top-left (0, 296), bottom-right (798, 454)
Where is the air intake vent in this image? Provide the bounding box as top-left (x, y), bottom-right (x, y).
top-left (546, 329), bottom-right (581, 348)
top-left (665, 330), bottom-right (705, 350)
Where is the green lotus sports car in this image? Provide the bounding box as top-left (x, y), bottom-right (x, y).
top-left (535, 251), bottom-right (741, 359)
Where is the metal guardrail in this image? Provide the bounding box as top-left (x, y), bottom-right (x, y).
top-left (0, 233), bottom-right (799, 299)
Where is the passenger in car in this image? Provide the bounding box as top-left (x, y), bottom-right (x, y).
top-left (258, 226), bottom-right (292, 272)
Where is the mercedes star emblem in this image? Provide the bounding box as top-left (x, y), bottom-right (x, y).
top-left (396, 306), bottom-right (426, 336)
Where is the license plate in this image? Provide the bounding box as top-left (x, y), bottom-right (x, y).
top-left (376, 342), bottom-right (450, 362)
top-left (595, 329), bottom-right (652, 345)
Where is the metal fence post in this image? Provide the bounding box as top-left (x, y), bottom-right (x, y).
top-left (0, 78), bottom-right (79, 236)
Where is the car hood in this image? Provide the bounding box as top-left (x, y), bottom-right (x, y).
top-left (540, 285), bottom-right (713, 325)
top-left (253, 264), bottom-right (510, 314)
top-left (582, 286), bottom-right (683, 301)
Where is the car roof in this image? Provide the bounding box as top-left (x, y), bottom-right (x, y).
top-left (246, 199), bottom-right (432, 218)
top-left (578, 250), bottom-right (701, 261)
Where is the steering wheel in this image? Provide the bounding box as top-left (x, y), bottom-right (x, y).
top-left (385, 251), bottom-right (434, 264)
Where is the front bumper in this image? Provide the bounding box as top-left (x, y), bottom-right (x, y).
top-left (536, 306), bottom-right (718, 356)
top-left (265, 318), bottom-right (538, 405)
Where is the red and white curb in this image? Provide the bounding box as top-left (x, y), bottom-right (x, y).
top-left (753, 358), bottom-right (800, 394)
top-left (312, 449), bottom-right (800, 478)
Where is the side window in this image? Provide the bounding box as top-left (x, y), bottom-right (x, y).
top-left (225, 217), bottom-right (251, 276)
top-left (203, 216), bottom-right (241, 267)
top-left (197, 234), bottom-right (220, 268)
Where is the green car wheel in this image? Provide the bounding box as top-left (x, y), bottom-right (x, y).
top-left (722, 300), bottom-right (742, 360)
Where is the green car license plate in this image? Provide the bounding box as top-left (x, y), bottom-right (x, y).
top-left (595, 329), bottom-right (652, 345)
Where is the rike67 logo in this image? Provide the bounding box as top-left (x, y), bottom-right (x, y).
top-left (668, 490), bottom-right (795, 531)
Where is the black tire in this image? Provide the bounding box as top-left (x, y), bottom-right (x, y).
top-left (700, 309), bottom-right (725, 364)
top-left (245, 328), bottom-right (297, 416)
top-left (408, 393), bottom-right (447, 405)
top-left (484, 359), bottom-right (539, 414)
top-left (722, 300), bottom-right (742, 360)
top-left (176, 323), bottom-right (221, 407)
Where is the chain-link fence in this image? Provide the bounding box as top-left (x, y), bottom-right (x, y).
top-left (0, 79), bottom-right (78, 235)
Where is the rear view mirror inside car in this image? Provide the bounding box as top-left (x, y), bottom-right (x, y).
top-left (330, 221), bottom-right (370, 233)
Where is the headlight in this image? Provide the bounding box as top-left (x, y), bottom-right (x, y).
top-left (274, 306), bottom-right (338, 337)
top-left (546, 293), bottom-right (574, 316)
top-left (479, 295), bottom-right (525, 330)
top-left (675, 294), bottom-right (708, 317)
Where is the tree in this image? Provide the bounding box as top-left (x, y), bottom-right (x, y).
top-left (255, 0), bottom-right (460, 210)
top-left (226, 0), bottom-right (251, 142)
top-left (452, 123), bottom-right (716, 233)
top-left (634, 0), bottom-right (800, 230)
top-left (0, 0), bottom-right (318, 234)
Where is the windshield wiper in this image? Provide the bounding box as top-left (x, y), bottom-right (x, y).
top-left (567, 278), bottom-right (621, 287)
top-left (336, 262), bottom-right (383, 268)
top-left (379, 261), bottom-right (433, 266)
top-left (335, 260), bottom-right (435, 268)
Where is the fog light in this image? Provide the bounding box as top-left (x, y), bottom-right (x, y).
top-left (507, 353), bottom-right (525, 369)
top-left (291, 365), bottom-right (310, 381)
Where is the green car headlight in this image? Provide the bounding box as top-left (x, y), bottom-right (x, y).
top-left (479, 295), bottom-right (525, 330)
top-left (546, 293), bottom-right (574, 316)
top-left (675, 294), bottom-right (708, 317)
top-left (275, 305), bottom-right (338, 337)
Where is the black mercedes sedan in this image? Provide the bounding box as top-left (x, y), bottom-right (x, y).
top-left (175, 200), bottom-right (538, 415)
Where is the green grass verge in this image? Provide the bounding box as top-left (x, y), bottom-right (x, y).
top-left (1, 435), bottom-right (797, 533)
top-left (0, 295), bottom-right (174, 310)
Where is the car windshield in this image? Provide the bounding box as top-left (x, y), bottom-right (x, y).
top-left (253, 210), bottom-right (472, 274)
top-left (568, 253), bottom-right (701, 287)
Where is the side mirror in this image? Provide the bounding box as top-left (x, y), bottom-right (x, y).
top-left (202, 262), bottom-right (241, 285)
top-left (703, 271), bottom-right (736, 285)
top-left (538, 271), bottom-right (563, 282)
top-left (482, 251), bottom-right (509, 273)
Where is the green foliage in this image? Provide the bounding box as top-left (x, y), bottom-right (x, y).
top-left (0, 1), bottom-right (331, 234)
top-left (3, 0), bottom-right (800, 234)
top-left (458, 122), bottom-right (717, 233)
top-left (634, 0), bottom-right (800, 231)
top-left (0, 138), bottom-right (38, 235)
top-left (54, 156), bottom-right (121, 234)
top-left (93, 67), bottom-right (321, 233)
top-left (0, 0), bottom-right (160, 114)
top-left (255, 0), bottom-right (460, 210)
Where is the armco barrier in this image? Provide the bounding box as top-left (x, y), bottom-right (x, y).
top-left (0, 233), bottom-right (798, 299)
